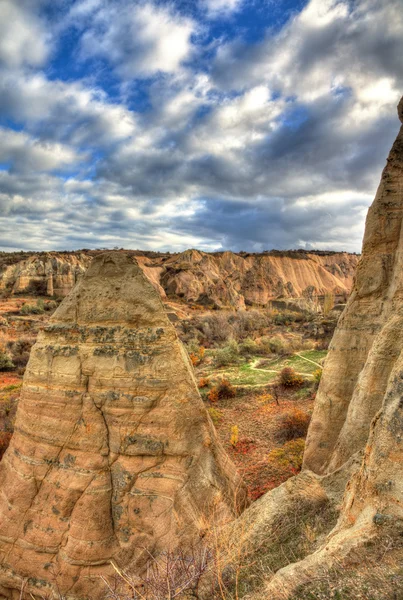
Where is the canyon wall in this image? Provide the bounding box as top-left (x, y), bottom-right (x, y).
top-left (0, 249), bottom-right (359, 309)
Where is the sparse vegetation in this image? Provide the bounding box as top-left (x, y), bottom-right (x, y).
top-left (230, 425), bottom-right (239, 447)
top-left (275, 408), bottom-right (311, 443)
top-left (280, 366), bottom-right (304, 387)
top-left (20, 299), bottom-right (45, 315)
top-left (208, 407), bottom-right (223, 425)
top-left (0, 350), bottom-right (14, 371)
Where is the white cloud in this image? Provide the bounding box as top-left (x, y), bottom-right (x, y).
top-left (0, 128), bottom-right (82, 173)
top-left (0, 70), bottom-right (137, 147)
top-left (0, 0), bottom-right (50, 68)
top-left (79, 1), bottom-right (196, 77)
top-left (201, 0), bottom-right (244, 18)
top-left (0, 0), bottom-right (402, 253)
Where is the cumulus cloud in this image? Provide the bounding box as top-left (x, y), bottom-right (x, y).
top-left (0, 0), bottom-right (402, 252)
top-left (0, 70), bottom-right (136, 147)
top-left (0, 128), bottom-right (83, 173)
top-left (0, 0), bottom-right (50, 68)
top-left (79, 1), bottom-right (196, 77)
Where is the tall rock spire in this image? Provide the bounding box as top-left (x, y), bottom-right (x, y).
top-left (304, 96), bottom-right (403, 474)
top-left (0, 252), bottom-right (246, 599)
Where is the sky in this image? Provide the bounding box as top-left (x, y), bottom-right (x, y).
top-left (0, 0), bottom-right (402, 253)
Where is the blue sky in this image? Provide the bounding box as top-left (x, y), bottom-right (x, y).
top-left (0, 0), bottom-right (402, 253)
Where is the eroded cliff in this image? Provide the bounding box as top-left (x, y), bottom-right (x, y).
top-left (0, 249), bottom-right (359, 308)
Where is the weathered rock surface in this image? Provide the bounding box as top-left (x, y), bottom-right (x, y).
top-left (304, 96), bottom-right (403, 475)
top-left (224, 97), bottom-right (403, 599)
top-left (0, 252), bottom-right (245, 599)
top-left (0, 254), bottom-right (92, 298)
top-left (0, 249), bottom-right (359, 309)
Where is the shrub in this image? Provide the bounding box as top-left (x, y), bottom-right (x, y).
top-left (260, 336), bottom-right (287, 355)
top-left (189, 346), bottom-right (206, 367)
top-left (214, 341), bottom-right (238, 367)
top-left (0, 350), bottom-right (14, 371)
top-left (8, 337), bottom-right (34, 369)
top-left (20, 299), bottom-right (45, 315)
top-left (239, 337), bottom-right (258, 356)
top-left (267, 438), bottom-right (305, 472)
top-left (216, 377), bottom-right (236, 399)
top-left (313, 368), bottom-right (322, 384)
top-left (207, 378), bottom-right (236, 403)
top-left (198, 377), bottom-right (210, 389)
top-left (280, 367), bottom-right (304, 387)
top-left (274, 311), bottom-right (298, 326)
top-left (257, 392), bottom-right (274, 405)
top-left (44, 300), bottom-right (58, 311)
top-left (207, 388), bottom-right (219, 403)
top-left (276, 409), bottom-right (311, 443)
top-left (208, 407), bottom-right (222, 425)
top-left (230, 425), bottom-right (239, 447)
top-left (199, 313), bottom-right (233, 344)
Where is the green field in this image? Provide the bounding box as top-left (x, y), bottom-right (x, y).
top-left (203, 349), bottom-right (327, 387)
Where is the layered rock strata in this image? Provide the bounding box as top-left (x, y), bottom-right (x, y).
top-left (0, 250), bottom-right (359, 309)
top-left (0, 253), bottom-right (245, 599)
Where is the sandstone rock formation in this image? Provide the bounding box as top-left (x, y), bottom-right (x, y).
top-left (0, 254), bottom-right (92, 298)
top-left (0, 249), bottom-right (359, 309)
top-left (224, 97), bottom-right (403, 599)
top-left (303, 96), bottom-right (403, 475)
top-left (0, 252), bottom-right (246, 600)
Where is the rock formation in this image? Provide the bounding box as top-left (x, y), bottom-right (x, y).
top-left (0, 254), bottom-right (92, 298)
top-left (223, 97), bottom-right (403, 599)
top-left (0, 249), bottom-right (359, 309)
top-left (0, 252), bottom-right (246, 600)
top-left (303, 96), bottom-right (403, 474)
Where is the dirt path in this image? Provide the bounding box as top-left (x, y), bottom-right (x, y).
top-left (249, 357), bottom-right (314, 378)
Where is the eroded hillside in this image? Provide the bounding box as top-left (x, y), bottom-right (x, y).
top-left (0, 249), bottom-right (359, 309)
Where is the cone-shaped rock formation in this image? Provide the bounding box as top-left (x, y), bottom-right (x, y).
top-left (0, 253), bottom-right (246, 599)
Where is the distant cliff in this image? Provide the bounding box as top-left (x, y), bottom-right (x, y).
top-left (0, 248), bottom-right (359, 308)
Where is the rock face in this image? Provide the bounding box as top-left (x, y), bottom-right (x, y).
top-left (223, 98), bottom-right (403, 600)
top-left (0, 253), bottom-right (245, 599)
top-left (304, 96), bottom-right (403, 475)
top-left (0, 249), bottom-right (359, 308)
top-left (0, 254), bottom-right (92, 298)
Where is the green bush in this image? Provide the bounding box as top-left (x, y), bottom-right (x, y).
top-left (239, 337), bottom-right (258, 356)
top-left (214, 340), bottom-right (239, 367)
top-left (20, 299), bottom-right (45, 315)
top-left (0, 351), bottom-right (15, 371)
top-left (260, 336), bottom-right (287, 355)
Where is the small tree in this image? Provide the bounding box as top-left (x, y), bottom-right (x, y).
top-left (230, 425), bottom-right (239, 447)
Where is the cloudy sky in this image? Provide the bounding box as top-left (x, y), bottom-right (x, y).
top-left (0, 0), bottom-right (402, 253)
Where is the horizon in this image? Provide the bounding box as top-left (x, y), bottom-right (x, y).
top-left (0, 0), bottom-right (402, 253)
top-left (0, 246), bottom-right (361, 257)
